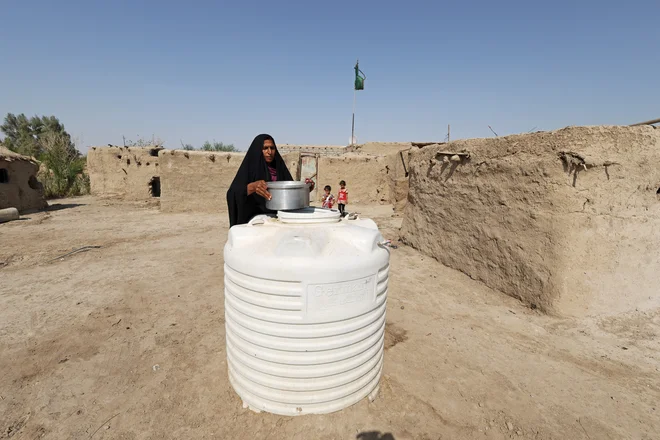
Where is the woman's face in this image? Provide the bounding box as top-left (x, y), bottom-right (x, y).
top-left (263, 139), bottom-right (276, 164)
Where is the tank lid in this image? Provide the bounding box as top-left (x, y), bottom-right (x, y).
top-left (278, 207), bottom-right (341, 224)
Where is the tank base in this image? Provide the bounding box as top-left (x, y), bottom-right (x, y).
top-left (243, 401), bottom-right (262, 414)
top-left (230, 369), bottom-right (382, 416)
top-left (368, 384), bottom-right (380, 402)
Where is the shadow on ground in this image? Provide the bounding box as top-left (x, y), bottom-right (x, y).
top-left (46, 203), bottom-right (86, 212)
top-left (357, 431), bottom-right (395, 440)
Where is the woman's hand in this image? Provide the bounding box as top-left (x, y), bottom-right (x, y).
top-left (248, 180), bottom-right (271, 200)
top-left (305, 178), bottom-right (315, 192)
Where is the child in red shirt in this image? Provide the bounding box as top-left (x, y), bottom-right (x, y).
top-left (322, 185), bottom-right (335, 209)
top-left (337, 180), bottom-right (348, 215)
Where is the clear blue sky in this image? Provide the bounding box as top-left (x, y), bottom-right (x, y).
top-left (1, 0), bottom-right (658, 153)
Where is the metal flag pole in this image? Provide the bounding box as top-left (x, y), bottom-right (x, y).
top-left (351, 87), bottom-right (356, 145)
top-left (351, 59), bottom-right (359, 145)
top-left (351, 59), bottom-right (366, 146)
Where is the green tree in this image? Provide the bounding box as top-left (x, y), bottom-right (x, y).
top-left (1, 113), bottom-right (74, 158)
top-left (38, 132), bottom-right (88, 197)
top-left (1, 113), bottom-right (89, 197)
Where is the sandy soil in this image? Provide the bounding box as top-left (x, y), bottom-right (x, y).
top-left (0, 196), bottom-right (658, 440)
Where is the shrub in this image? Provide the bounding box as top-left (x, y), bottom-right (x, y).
top-left (201, 141), bottom-right (236, 152)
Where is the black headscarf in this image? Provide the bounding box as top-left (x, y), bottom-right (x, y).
top-left (226, 134), bottom-right (293, 227)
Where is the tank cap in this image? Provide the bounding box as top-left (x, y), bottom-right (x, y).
top-left (277, 207), bottom-right (341, 224)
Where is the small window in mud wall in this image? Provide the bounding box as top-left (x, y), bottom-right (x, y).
top-left (28, 175), bottom-right (39, 189)
top-left (0, 168), bottom-right (8, 183)
top-left (149, 176), bottom-right (161, 197)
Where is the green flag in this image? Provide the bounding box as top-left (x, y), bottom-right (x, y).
top-left (354, 61), bottom-right (365, 90)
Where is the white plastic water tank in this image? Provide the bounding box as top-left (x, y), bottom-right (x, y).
top-left (223, 208), bottom-right (390, 416)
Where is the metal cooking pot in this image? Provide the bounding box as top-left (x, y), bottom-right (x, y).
top-left (265, 181), bottom-right (310, 211)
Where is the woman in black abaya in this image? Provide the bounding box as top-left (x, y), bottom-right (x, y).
top-left (226, 134), bottom-right (313, 227)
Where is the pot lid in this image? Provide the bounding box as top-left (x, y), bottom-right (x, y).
top-left (268, 181), bottom-right (309, 189)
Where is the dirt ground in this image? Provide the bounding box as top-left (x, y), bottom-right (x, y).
top-left (0, 196), bottom-right (658, 440)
